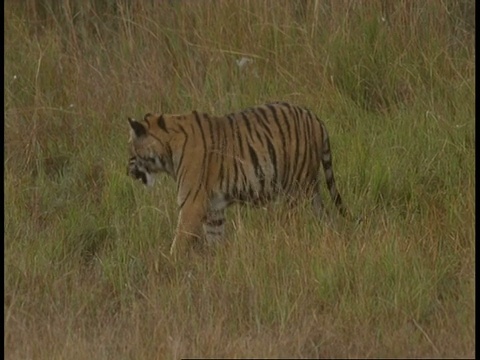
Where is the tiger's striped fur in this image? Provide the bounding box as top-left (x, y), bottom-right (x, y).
top-left (127, 102), bottom-right (347, 257)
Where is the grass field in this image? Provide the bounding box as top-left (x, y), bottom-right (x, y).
top-left (4, 0), bottom-right (475, 358)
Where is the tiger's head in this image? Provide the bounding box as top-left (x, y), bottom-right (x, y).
top-left (127, 113), bottom-right (175, 187)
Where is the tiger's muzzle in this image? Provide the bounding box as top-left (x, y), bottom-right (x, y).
top-left (127, 157), bottom-right (155, 187)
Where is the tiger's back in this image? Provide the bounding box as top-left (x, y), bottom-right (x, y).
top-left (127, 102), bottom-right (347, 257)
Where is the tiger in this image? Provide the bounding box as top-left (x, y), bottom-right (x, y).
top-left (127, 102), bottom-right (348, 258)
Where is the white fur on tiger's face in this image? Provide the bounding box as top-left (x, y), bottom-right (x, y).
top-left (126, 102), bottom-right (348, 258)
top-left (127, 155), bottom-right (155, 187)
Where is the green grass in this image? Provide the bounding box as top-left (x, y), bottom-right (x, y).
top-left (4, 0), bottom-right (475, 358)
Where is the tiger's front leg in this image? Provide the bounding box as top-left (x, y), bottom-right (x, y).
top-left (203, 192), bottom-right (230, 245)
top-left (169, 203), bottom-right (207, 260)
top-left (203, 209), bottom-right (226, 245)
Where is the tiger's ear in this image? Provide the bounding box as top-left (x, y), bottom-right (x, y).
top-left (157, 115), bottom-right (168, 133)
top-left (144, 113), bottom-right (168, 133)
top-left (128, 117), bottom-right (147, 138)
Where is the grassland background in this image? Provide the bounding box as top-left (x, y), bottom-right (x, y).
top-left (4, 0), bottom-right (475, 358)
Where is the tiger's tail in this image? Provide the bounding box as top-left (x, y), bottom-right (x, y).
top-left (320, 121), bottom-right (348, 218)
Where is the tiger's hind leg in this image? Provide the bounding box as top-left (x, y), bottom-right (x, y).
top-left (311, 192), bottom-right (327, 219)
top-left (310, 179), bottom-right (330, 220)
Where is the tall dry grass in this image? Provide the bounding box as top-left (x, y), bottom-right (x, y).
top-left (4, 0), bottom-right (475, 358)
